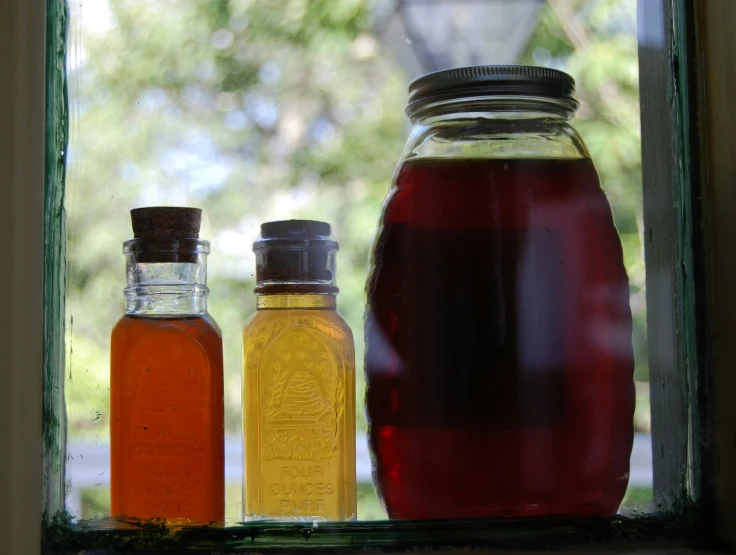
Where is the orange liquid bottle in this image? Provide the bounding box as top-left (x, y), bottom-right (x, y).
top-left (110, 207), bottom-right (224, 525)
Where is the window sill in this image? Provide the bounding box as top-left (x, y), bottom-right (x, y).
top-left (44, 513), bottom-right (712, 554)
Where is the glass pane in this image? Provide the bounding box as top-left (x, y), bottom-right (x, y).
top-left (63, 0), bottom-right (651, 524)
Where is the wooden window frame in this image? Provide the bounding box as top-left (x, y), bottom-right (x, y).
top-left (0, 0), bottom-right (733, 552)
top-left (639, 0), bottom-right (707, 514)
top-left (0, 0), bottom-right (46, 553)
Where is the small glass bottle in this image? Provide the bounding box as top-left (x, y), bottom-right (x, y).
top-left (110, 207), bottom-right (224, 525)
top-left (243, 220), bottom-right (356, 521)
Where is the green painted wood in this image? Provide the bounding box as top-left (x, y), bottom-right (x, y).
top-left (638, 0), bottom-right (703, 513)
top-left (44, 515), bottom-right (708, 553)
top-left (671, 0), bottom-right (714, 520)
top-left (43, 0), bottom-right (69, 519)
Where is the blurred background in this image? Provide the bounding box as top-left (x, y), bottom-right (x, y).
top-left (64, 0), bottom-right (649, 522)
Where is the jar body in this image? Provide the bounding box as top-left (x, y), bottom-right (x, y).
top-left (110, 241), bottom-right (224, 524)
top-left (365, 107), bottom-right (635, 519)
top-left (111, 314), bottom-right (224, 524)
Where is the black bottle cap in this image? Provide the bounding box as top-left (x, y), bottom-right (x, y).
top-left (261, 220), bottom-right (331, 239)
top-left (254, 220), bottom-right (338, 292)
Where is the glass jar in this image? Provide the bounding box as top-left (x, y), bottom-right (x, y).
top-left (110, 208), bottom-right (224, 525)
top-left (365, 66), bottom-right (635, 519)
top-left (242, 220), bottom-right (357, 522)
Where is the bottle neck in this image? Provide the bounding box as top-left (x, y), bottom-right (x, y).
top-left (125, 256), bottom-right (209, 316)
top-left (257, 293), bottom-right (336, 310)
top-left (404, 95), bottom-right (588, 161)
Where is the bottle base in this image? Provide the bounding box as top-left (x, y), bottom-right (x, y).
top-left (382, 497), bottom-right (625, 520)
top-left (243, 514), bottom-right (357, 522)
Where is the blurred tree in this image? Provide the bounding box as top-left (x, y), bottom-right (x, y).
top-left (66, 0), bottom-right (649, 445)
top-left (66, 0), bottom-right (407, 438)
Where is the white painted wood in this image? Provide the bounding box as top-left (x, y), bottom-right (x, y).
top-left (0, 0), bottom-right (46, 553)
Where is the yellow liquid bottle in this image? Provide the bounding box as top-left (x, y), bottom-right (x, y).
top-left (243, 221), bottom-right (356, 521)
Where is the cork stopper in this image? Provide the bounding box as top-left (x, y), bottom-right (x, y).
top-left (130, 207), bottom-right (201, 239)
top-left (128, 207), bottom-right (204, 263)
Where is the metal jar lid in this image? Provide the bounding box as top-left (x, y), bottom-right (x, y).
top-left (407, 65), bottom-right (577, 115)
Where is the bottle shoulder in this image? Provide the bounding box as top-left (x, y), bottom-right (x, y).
top-left (243, 309), bottom-right (355, 359)
top-left (402, 118), bottom-right (590, 163)
top-left (245, 309), bottom-right (350, 333)
top-left (111, 313), bottom-right (223, 345)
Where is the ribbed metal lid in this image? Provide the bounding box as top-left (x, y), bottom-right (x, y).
top-left (407, 65), bottom-right (576, 112)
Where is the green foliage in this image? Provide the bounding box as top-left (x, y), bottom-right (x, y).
top-left (67, 0), bottom-right (648, 440)
top-left (66, 0), bottom-right (406, 440)
top-left (357, 483), bottom-right (387, 520)
top-left (621, 486), bottom-right (653, 513)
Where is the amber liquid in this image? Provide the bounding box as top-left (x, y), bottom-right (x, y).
top-left (110, 314), bottom-right (224, 524)
top-left (366, 158), bottom-right (635, 519)
top-left (243, 295), bottom-right (357, 521)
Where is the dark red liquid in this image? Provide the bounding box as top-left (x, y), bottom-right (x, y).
top-left (365, 158), bottom-right (634, 519)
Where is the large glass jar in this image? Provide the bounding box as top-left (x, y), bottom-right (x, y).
top-left (365, 66), bottom-right (635, 519)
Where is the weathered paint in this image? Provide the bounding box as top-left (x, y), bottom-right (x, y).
top-left (43, 513), bottom-right (708, 553)
top-left (43, 0), bottom-right (69, 519)
top-left (638, 0), bottom-right (706, 514)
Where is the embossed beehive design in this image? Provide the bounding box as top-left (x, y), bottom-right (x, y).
top-left (262, 331), bottom-right (341, 461)
top-left (282, 371), bottom-right (323, 416)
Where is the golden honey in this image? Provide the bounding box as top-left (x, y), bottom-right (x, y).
top-left (242, 220), bottom-right (356, 521)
